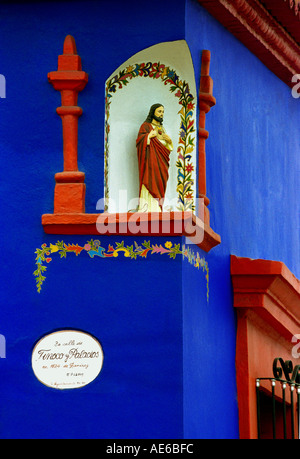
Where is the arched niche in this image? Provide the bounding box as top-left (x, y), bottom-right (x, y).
top-left (104, 40), bottom-right (197, 213)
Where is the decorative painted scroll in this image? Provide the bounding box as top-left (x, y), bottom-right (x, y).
top-left (34, 239), bottom-right (209, 299)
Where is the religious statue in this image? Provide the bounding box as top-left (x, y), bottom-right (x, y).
top-left (136, 103), bottom-right (173, 212)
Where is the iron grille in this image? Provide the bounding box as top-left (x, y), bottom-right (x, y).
top-left (256, 358), bottom-right (300, 439)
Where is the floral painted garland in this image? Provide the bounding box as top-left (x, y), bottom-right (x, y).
top-left (105, 62), bottom-right (196, 211)
top-left (34, 239), bottom-right (209, 299)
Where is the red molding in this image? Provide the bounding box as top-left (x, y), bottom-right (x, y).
top-left (198, 50), bottom-right (216, 226)
top-left (261, 0), bottom-right (300, 43)
top-left (48, 35), bottom-right (88, 213)
top-left (42, 211), bottom-right (221, 252)
top-left (231, 255), bottom-right (300, 438)
top-left (198, 0), bottom-right (300, 88)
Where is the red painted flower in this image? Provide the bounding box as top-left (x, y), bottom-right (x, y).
top-left (186, 164), bottom-right (194, 173)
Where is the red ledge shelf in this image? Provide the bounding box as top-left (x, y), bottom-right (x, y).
top-left (231, 255), bottom-right (300, 340)
top-left (42, 211), bottom-right (221, 252)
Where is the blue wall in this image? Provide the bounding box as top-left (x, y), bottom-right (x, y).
top-left (0, 0), bottom-right (188, 439)
top-left (1, 235), bottom-right (185, 439)
top-left (186, 0), bottom-right (300, 278)
top-left (0, 0), bottom-right (299, 439)
top-left (183, 247), bottom-right (238, 439)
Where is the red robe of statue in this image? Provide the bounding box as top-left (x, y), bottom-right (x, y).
top-left (136, 122), bottom-right (171, 209)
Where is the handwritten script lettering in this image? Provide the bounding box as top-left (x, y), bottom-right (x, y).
top-left (37, 348), bottom-right (100, 363)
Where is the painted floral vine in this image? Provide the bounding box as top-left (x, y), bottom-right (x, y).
top-left (34, 240), bottom-right (209, 299)
top-left (105, 62), bottom-right (196, 211)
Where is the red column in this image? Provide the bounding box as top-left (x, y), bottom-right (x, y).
top-left (198, 50), bottom-right (216, 225)
top-left (48, 35), bottom-right (88, 213)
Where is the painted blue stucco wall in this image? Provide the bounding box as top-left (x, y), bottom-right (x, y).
top-left (1, 235), bottom-right (185, 439)
top-left (0, 0), bottom-right (299, 439)
top-left (183, 0), bottom-right (300, 439)
top-left (186, 0), bottom-right (300, 277)
top-left (0, 0), bottom-right (189, 439)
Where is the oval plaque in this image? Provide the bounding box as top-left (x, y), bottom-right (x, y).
top-left (32, 330), bottom-right (104, 390)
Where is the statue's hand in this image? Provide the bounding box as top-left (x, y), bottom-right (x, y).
top-left (148, 129), bottom-right (158, 139)
top-left (162, 133), bottom-right (171, 143)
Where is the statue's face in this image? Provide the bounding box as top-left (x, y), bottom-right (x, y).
top-left (153, 106), bottom-right (164, 123)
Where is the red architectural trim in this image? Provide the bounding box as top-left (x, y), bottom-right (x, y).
top-left (195, 50), bottom-right (221, 249)
top-left (42, 211), bottom-right (221, 252)
top-left (48, 35), bottom-right (88, 213)
top-left (198, 50), bottom-right (216, 226)
top-left (198, 0), bottom-right (300, 88)
top-left (261, 0), bottom-right (300, 43)
top-left (231, 256), bottom-right (300, 438)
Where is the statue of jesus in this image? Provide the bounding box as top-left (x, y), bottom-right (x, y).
top-left (136, 103), bottom-right (173, 212)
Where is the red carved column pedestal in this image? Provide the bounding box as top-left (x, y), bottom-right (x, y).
top-left (198, 50), bottom-right (216, 226)
top-left (48, 35), bottom-right (88, 213)
top-left (192, 50), bottom-right (221, 251)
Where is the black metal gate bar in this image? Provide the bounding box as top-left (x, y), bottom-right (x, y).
top-left (256, 379), bottom-right (261, 439)
top-left (282, 382), bottom-right (287, 439)
top-left (271, 379), bottom-right (276, 439)
top-left (291, 384), bottom-right (295, 439)
top-left (297, 387), bottom-right (300, 438)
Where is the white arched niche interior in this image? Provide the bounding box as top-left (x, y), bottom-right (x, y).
top-left (104, 40), bottom-right (197, 213)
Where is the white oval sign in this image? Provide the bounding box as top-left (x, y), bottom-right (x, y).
top-left (32, 330), bottom-right (104, 390)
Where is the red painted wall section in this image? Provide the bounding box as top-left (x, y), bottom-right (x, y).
top-left (231, 256), bottom-right (300, 439)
